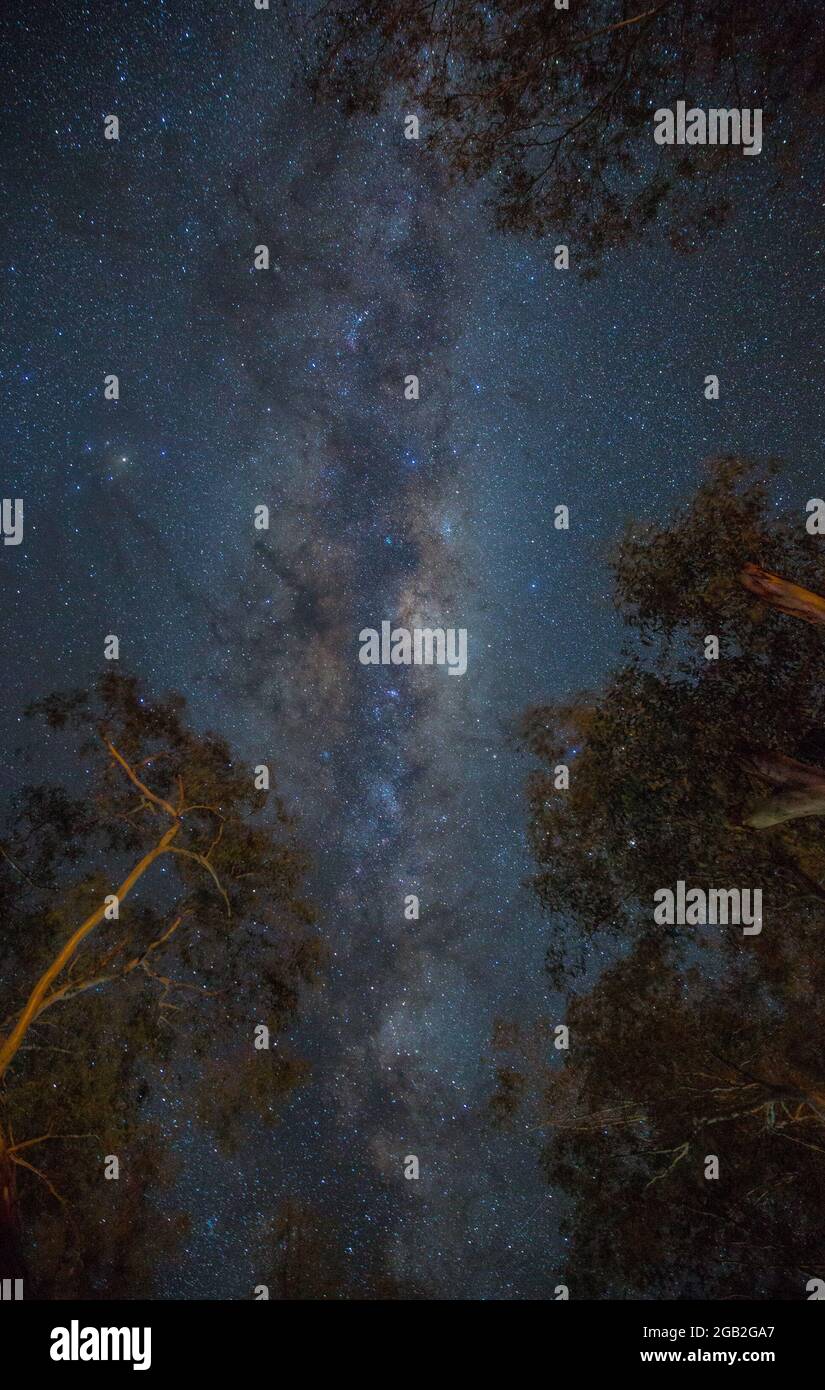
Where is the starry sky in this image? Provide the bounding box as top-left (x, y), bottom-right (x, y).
top-left (1, 0), bottom-right (823, 1299)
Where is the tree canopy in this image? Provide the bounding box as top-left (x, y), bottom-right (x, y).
top-left (0, 671), bottom-right (321, 1296)
top-left (521, 455), bottom-right (825, 986)
top-left (493, 933), bottom-right (825, 1298)
top-left (501, 456), bottom-right (825, 1297)
top-left (308, 0), bottom-right (824, 272)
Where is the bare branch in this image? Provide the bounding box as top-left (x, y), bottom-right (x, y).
top-left (103, 739), bottom-right (180, 820)
top-left (167, 847), bottom-right (231, 920)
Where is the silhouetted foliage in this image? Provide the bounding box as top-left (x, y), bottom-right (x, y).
top-left (308, 0), bottom-right (825, 272)
top-left (502, 456), bottom-right (825, 1296)
top-left (0, 671), bottom-right (321, 1295)
top-left (521, 456), bottom-right (825, 986)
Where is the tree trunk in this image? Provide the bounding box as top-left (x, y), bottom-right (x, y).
top-left (739, 563), bottom-right (825, 625)
top-left (738, 746), bottom-right (825, 828)
top-left (0, 1141), bottom-right (27, 1287)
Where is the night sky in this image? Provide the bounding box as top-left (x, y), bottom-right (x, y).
top-left (1, 1), bottom-right (823, 1298)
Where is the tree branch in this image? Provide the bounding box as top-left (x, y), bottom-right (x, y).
top-left (0, 819), bottom-right (180, 1081)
